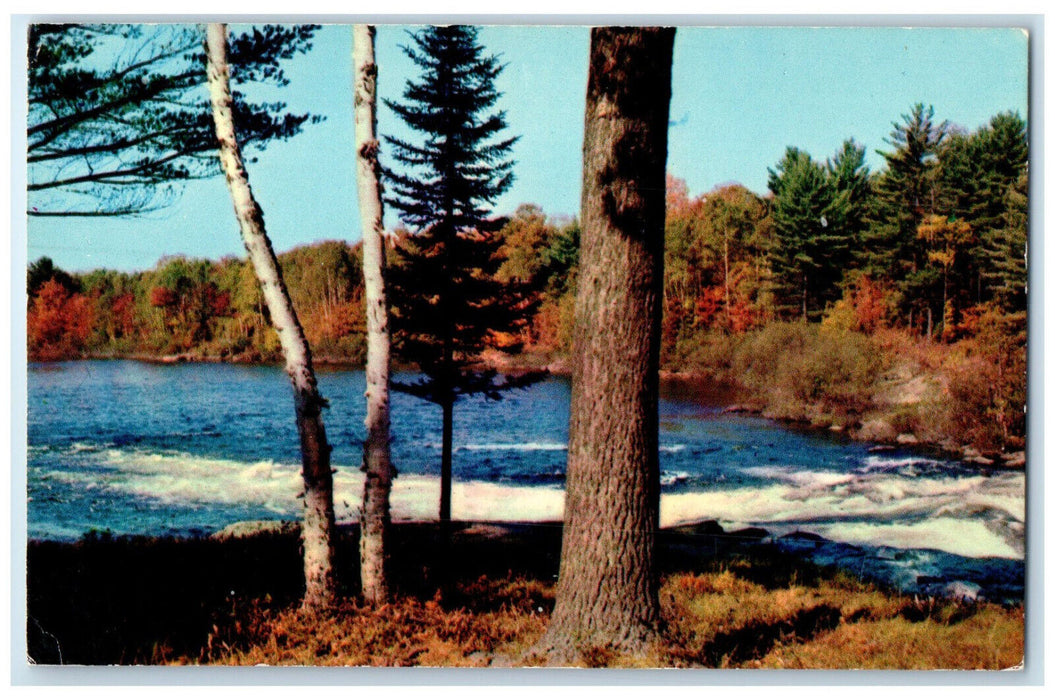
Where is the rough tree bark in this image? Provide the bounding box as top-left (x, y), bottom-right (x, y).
top-left (354, 23), bottom-right (396, 605)
top-left (205, 23), bottom-right (337, 611)
top-left (537, 26), bottom-right (675, 662)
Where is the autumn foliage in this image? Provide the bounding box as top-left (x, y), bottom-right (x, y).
top-left (28, 279), bottom-right (95, 361)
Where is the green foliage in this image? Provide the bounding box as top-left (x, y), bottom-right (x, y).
top-left (27, 23), bottom-right (321, 216)
top-left (27, 240), bottom-right (364, 362)
top-left (383, 25), bottom-right (539, 405)
top-left (27, 256), bottom-right (79, 298)
top-left (767, 141), bottom-right (870, 321)
top-left (727, 323), bottom-right (885, 422)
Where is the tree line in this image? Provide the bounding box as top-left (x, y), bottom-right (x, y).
top-left (26, 22), bottom-right (1026, 664)
top-left (30, 106), bottom-right (1027, 366)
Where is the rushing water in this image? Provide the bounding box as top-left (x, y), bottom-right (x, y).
top-left (26, 360), bottom-right (1025, 599)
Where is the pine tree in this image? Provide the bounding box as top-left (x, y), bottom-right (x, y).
top-left (767, 144), bottom-right (857, 320)
top-left (865, 104), bottom-right (949, 331)
top-left (28, 23), bottom-right (320, 217)
top-left (537, 25), bottom-right (675, 662)
top-left (383, 25), bottom-right (541, 525)
top-left (938, 111), bottom-right (1028, 310)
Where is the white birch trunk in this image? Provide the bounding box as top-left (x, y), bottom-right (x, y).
top-left (204, 23), bottom-right (337, 611)
top-left (353, 23), bottom-right (395, 605)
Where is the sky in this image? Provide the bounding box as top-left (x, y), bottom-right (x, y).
top-left (24, 23), bottom-right (1029, 274)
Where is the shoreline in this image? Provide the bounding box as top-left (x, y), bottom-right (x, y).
top-left (45, 352), bottom-right (1027, 469)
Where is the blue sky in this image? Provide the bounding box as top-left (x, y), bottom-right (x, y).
top-left (25, 24), bottom-right (1029, 273)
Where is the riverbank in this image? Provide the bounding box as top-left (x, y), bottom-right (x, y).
top-left (25, 521), bottom-right (1023, 668)
top-left (75, 320), bottom-right (1026, 467)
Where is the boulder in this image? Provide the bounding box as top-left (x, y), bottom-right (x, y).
top-left (856, 417), bottom-right (897, 443)
top-left (211, 520), bottom-right (300, 541)
top-left (944, 580), bottom-right (983, 602)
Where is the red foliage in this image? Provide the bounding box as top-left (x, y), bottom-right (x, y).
top-left (202, 283), bottom-right (231, 318)
top-left (150, 286), bottom-right (178, 308)
top-left (727, 298), bottom-right (757, 334)
top-left (110, 292), bottom-right (137, 339)
top-left (28, 279), bottom-right (95, 360)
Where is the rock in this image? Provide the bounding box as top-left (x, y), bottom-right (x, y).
top-left (777, 530), bottom-right (829, 552)
top-left (856, 418), bottom-right (897, 442)
top-left (729, 527), bottom-right (769, 541)
top-left (896, 432), bottom-right (919, 445)
top-left (962, 446), bottom-right (995, 465)
top-left (1002, 451), bottom-right (1026, 468)
top-left (211, 520), bottom-right (300, 541)
top-left (674, 519), bottom-right (726, 536)
top-left (944, 580), bottom-right (983, 602)
top-left (453, 524), bottom-right (512, 540)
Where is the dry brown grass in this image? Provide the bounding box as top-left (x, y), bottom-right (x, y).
top-left (187, 567), bottom-right (1022, 670)
top-left (188, 577), bottom-right (552, 667)
top-left (659, 570), bottom-right (1022, 670)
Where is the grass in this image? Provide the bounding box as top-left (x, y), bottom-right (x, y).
top-left (26, 523), bottom-right (1024, 669)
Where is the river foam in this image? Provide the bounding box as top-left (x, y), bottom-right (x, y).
top-left (37, 444), bottom-right (1024, 561)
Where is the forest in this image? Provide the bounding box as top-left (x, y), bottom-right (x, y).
top-left (28, 105), bottom-right (1028, 455)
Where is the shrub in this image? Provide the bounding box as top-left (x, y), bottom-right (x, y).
top-left (726, 323), bottom-right (884, 420)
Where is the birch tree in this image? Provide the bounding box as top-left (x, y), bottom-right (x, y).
top-left (353, 23), bottom-right (395, 605)
top-left (205, 22), bottom-right (337, 611)
top-left (537, 26), bottom-right (675, 662)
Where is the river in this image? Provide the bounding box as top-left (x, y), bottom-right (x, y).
top-left (26, 360), bottom-right (1025, 601)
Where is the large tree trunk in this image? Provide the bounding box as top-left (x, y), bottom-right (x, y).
top-left (354, 24), bottom-right (395, 606)
top-left (205, 23), bottom-right (337, 612)
top-left (538, 26), bottom-right (675, 662)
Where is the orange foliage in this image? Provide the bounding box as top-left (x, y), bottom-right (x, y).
top-left (665, 175), bottom-right (694, 219)
top-left (150, 286), bottom-right (178, 308)
top-left (531, 300), bottom-right (562, 350)
top-left (693, 286), bottom-right (724, 328)
top-left (825, 276), bottom-right (893, 333)
top-left (727, 298), bottom-right (757, 334)
top-left (28, 279), bottom-right (95, 361)
top-left (849, 276), bottom-right (892, 333)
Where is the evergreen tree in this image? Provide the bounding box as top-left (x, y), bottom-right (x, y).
top-left (539, 25), bottom-right (675, 662)
top-left (937, 111), bottom-right (1028, 310)
top-left (767, 142), bottom-right (866, 321)
top-left (864, 104), bottom-right (949, 331)
top-left (383, 25), bottom-right (541, 525)
top-left (982, 171), bottom-right (1028, 314)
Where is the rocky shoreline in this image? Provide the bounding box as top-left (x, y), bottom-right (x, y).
top-left (209, 518), bottom-right (1024, 606)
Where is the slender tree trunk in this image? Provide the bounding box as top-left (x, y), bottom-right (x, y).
top-left (439, 398), bottom-right (454, 524)
top-left (354, 24), bottom-right (395, 605)
top-left (723, 232), bottom-right (731, 329)
top-left (802, 272), bottom-right (808, 322)
top-left (941, 268), bottom-right (949, 338)
top-left (205, 23), bottom-right (337, 612)
top-left (537, 26), bottom-right (674, 662)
